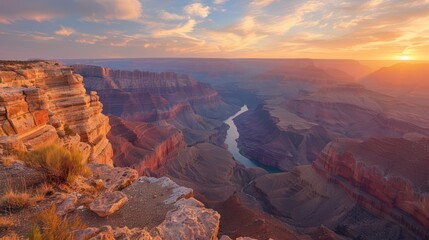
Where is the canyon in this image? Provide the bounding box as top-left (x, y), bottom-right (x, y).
top-left (62, 58), bottom-right (429, 239)
top-left (0, 61), bottom-right (228, 240)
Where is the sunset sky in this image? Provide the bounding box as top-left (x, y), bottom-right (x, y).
top-left (0, 0), bottom-right (428, 60)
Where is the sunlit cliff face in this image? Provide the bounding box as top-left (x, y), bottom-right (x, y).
top-left (0, 0), bottom-right (429, 60)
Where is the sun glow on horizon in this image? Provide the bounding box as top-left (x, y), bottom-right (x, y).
top-left (400, 55), bottom-right (411, 61)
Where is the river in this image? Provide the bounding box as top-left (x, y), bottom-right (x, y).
top-left (224, 105), bottom-right (281, 173)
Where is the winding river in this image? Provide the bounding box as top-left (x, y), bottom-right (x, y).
top-left (224, 105), bottom-right (259, 168)
top-left (224, 105), bottom-right (281, 173)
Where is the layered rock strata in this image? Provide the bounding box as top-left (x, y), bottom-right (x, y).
top-left (0, 61), bottom-right (112, 164)
top-left (71, 64), bottom-right (237, 122)
top-left (314, 138), bottom-right (429, 239)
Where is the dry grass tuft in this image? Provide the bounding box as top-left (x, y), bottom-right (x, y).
top-left (36, 183), bottom-right (54, 197)
top-left (0, 191), bottom-right (34, 210)
top-left (19, 144), bottom-right (89, 184)
top-left (0, 156), bottom-right (15, 167)
top-left (28, 205), bottom-right (85, 240)
top-left (0, 232), bottom-right (21, 240)
top-left (0, 216), bottom-right (15, 230)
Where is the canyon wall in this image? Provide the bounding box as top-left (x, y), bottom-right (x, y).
top-left (0, 61), bottom-right (112, 164)
top-left (313, 138), bottom-right (429, 239)
top-left (72, 64), bottom-right (238, 173)
top-left (71, 64), bottom-right (237, 122)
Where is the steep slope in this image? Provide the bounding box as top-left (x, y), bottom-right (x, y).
top-left (108, 115), bottom-right (186, 175)
top-left (250, 166), bottom-right (417, 240)
top-left (71, 64), bottom-right (237, 121)
top-left (314, 138), bottom-right (429, 239)
top-left (0, 61), bottom-right (112, 164)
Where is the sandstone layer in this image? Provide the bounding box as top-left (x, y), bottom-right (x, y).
top-left (314, 138), bottom-right (429, 239)
top-left (0, 61), bottom-right (112, 164)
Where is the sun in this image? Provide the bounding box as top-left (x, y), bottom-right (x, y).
top-left (400, 55), bottom-right (411, 61)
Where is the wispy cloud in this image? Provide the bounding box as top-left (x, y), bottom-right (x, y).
top-left (55, 26), bottom-right (75, 36)
top-left (0, 0), bottom-right (142, 23)
top-left (159, 10), bottom-right (187, 21)
top-left (153, 19), bottom-right (197, 37)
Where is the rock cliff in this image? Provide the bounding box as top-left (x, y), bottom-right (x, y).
top-left (313, 138), bottom-right (429, 239)
top-left (0, 61), bottom-right (229, 240)
top-left (108, 115), bottom-right (186, 175)
top-left (0, 61), bottom-right (112, 164)
top-left (71, 64), bottom-right (237, 122)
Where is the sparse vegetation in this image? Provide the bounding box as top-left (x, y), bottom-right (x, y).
top-left (0, 190), bottom-right (35, 210)
top-left (28, 205), bottom-right (85, 240)
top-left (19, 144), bottom-right (89, 184)
top-left (0, 216), bottom-right (15, 230)
top-left (36, 183), bottom-right (54, 197)
top-left (0, 156), bottom-right (15, 167)
top-left (0, 232), bottom-right (20, 240)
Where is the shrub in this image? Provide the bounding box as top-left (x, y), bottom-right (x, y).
top-left (0, 191), bottom-right (34, 210)
top-left (28, 205), bottom-right (85, 240)
top-left (19, 144), bottom-right (89, 184)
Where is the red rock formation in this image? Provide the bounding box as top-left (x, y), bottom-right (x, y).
top-left (71, 64), bottom-right (237, 121)
top-left (0, 61), bottom-right (112, 164)
top-left (108, 115), bottom-right (186, 175)
top-left (314, 138), bottom-right (429, 239)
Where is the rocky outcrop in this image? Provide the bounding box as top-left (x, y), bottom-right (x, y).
top-left (0, 61), bottom-right (112, 164)
top-left (75, 175), bottom-right (220, 240)
top-left (107, 116), bottom-right (186, 175)
top-left (313, 138), bottom-right (429, 239)
top-left (89, 191), bottom-right (128, 217)
top-left (89, 164), bottom-right (138, 191)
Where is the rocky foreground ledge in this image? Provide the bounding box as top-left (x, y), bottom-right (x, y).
top-left (0, 159), bottom-right (233, 239)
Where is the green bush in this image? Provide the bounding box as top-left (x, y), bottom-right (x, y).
top-left (20, 144), bottom-right (89, 184)
top-left (29, 205), bottom-right (85, 240)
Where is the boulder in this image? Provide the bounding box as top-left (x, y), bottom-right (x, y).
top-left (89, 191), bottom-right (128, 217)
top-left (90, 164), bottom-right (138, 191)
top-left (56, 194), bottom-right (78, 216)
top-left (156, 198), bottom-right (220, 240)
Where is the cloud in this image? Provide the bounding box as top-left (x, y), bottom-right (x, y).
top-left (159, 10), bottom-right (187, 21)
top-left (214, 0), bottom-right (227, 4)
top-left (55, 26), bottom-right (75, 36)
top-left (0, 0), bottom-right (142, 23)
top-left (75, 33), bottom-right (108, 45)
top-left (250, 0), bottom-right (277, 8)
top-left (184, 3), bottom-right (210, 18)
top-left (80, 0), bottom-right (142, 22)
top-left (153, 19), bottom-right (197, 37)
